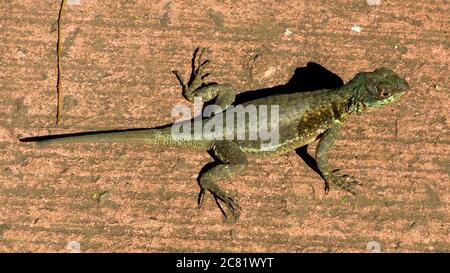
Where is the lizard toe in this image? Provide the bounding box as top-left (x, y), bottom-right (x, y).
top-left (214, 194), bottom-right (241, 222)
top-left (327, 173), bottom-right (362, 195)
top-left (197, 189), bottom-right (206, 209)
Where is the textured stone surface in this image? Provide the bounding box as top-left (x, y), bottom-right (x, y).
top-left (0, 0), bottom-right (448, 252)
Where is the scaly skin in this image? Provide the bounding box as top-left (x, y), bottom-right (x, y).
top-left (20, 48), bottom-right (409, 221)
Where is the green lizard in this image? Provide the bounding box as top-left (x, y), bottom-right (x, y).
top-left (20, 48), bottom-right (409, 221)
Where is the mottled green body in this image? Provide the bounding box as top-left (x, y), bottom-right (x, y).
top-left (21, 48), bottom-right (409, 221)
top-left (235, 88), bottom-right (351, 156)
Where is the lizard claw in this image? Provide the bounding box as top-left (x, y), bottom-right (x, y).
top-left (324, 182), bottom-right (330, 195)
top-left (184, 47), bottom-right (212, 93)
top-left (173, 47), bottom-right (213, 99)
top-left (197, 187), bottom-right (241, 221)
top-left (193, 47), bottom-right (209, 73)
top-left (214, 195), bottom-right (241, 222)
top-left (197, 189), bottom-right (206, 209)
top-left (201, 72), bottom-right (211, 80)
top-left (172, 70), bottom-right (188, 90)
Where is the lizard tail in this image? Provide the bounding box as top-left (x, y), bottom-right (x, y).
top-left (19, 128), bottom-right (210, 150)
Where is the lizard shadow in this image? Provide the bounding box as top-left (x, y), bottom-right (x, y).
top-left (233, 62), bottom-right (343, 103)
top-left (199, 62), bottom-right (344, 187)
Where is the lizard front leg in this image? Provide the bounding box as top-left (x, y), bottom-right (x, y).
top-left (172, 47), bottom-right (235, 109)
top-left (316, 121), bottom-right (362, 194)
top-left (198, 141), bottom-right (247, 221)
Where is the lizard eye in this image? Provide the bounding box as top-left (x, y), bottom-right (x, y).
top-left (377, 85), bottom-right (391, 98)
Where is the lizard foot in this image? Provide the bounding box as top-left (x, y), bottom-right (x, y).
top-left (198, 188), bottom-right (241, 222)
top-left (325, 171), bottom-right (362, 195)
top-left (172, 47), bottom-right (212, 98)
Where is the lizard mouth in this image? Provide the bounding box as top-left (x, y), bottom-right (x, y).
top-left (374, 91), bottom-right (406, 108)
top-left (362, 90), bottom-right (406, 111)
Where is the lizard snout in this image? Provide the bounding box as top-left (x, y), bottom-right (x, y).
top-left (397, 78), bottom-right (409, 92)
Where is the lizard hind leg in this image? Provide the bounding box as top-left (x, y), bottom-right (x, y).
top-left (198, 141), bottom-right (247, 222)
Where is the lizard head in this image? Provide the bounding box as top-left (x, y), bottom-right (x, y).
top-left (347, 67), bottom-right (409, 113)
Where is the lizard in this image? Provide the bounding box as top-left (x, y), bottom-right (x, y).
top-left (20, 48), bottom-right (409, 221)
